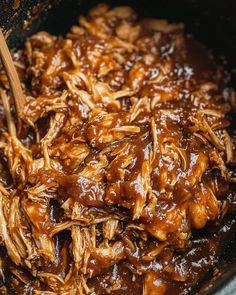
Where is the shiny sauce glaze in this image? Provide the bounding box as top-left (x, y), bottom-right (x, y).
top-left (0, 4), bottom-right (236, 294)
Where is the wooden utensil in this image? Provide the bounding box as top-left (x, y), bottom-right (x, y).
top-left (0, 28), bottom-right (26, 121)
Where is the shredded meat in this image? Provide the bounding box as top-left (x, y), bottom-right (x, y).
top-left (0, 4), bottom-right (236, 295)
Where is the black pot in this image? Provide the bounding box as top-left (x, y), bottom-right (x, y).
top-left (0, 1), bottom-right (236, 294)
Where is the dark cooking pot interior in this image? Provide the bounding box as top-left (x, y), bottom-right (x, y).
top-left (0, 0), bottom-right (236, 294)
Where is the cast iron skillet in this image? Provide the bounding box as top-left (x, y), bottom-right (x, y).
top-left (0, 1), bottom-right (236, 294)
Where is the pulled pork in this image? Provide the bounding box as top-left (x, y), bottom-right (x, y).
top-left (0, 4), bottom-right (236, 295)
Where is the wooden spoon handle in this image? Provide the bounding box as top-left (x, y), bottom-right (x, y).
top-left (0, 28), bottom-right (26, 120)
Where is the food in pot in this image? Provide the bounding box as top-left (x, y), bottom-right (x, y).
top-left (0, 4), bottom-right (236, 294)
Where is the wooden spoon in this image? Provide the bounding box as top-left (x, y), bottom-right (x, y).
top-left (0, 28), bottom-right (26, 121)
